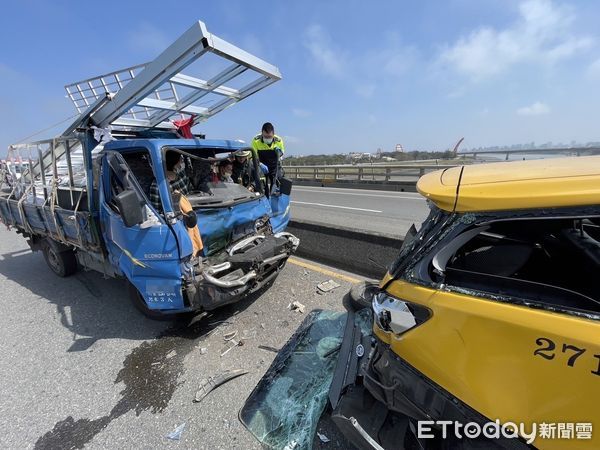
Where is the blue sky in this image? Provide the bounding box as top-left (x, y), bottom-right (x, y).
top-left (1, 0), bottom-right (600, 155)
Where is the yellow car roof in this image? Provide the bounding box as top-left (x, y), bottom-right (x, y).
top-left (417, 156), bottom-right (600, 212)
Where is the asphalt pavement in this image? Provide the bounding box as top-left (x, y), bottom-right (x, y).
top-left (0, 227), bottom-right (362, 449)
top-left (290, 185), bottom-right (431, 237)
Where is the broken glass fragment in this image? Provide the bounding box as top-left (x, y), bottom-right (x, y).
top-left (240, 310), bottom-right (346, 449)
top-left (240, 308), bottom-right (372, 450)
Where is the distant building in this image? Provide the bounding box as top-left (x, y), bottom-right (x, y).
top-left (395, 144), bottom-right (404, 152)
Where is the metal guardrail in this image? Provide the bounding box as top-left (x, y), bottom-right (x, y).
top-left (459, 146), bottom-right (600, 158)
top-left (283, 163), bottom-right (459, 182)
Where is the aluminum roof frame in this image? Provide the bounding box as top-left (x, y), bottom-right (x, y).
top-left (64, 20), bottom-right (282, 131)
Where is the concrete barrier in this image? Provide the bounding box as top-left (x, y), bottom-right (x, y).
top-left (287, 219), bottom-right (405, 279)
top-left (293, 179), bottom-right (418, 192)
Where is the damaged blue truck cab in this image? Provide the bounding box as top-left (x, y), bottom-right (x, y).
top-left (98, 137), bottom-right (297, 318)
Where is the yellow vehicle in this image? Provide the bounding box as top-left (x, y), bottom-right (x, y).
top-left (329, 156), bottom-right (600, 449)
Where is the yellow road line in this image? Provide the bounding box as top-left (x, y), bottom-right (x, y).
top-left (288, 257), bottom-right (362, 284)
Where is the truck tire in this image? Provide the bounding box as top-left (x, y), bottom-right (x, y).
top-left (42, 243), bottom-right (78, 277)
top-left (127, 282), bottom-right (184, 321)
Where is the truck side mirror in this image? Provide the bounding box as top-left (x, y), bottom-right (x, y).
top-left (114, 189), bottom-right (144, 227)
top-left (183, 212), bottom-right (197, 228)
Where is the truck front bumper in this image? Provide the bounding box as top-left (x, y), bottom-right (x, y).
top-left (186, 232), bottom-right (299, 311)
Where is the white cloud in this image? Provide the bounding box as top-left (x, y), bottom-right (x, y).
top-left (0, 64), bottom-right (18, 78)
top-left (587, 58), bottom-right (600, 78)
top-left (304, 26), bottom-right (416, 97)
top-left (446, 87), bottom-right (466, 99)
top-left (517, 101), bottom-right (551, 115)
top-left (292, 108), bottom-right (311, 118)
top-left (439, 0), bottom-right (593, 80)
top-left (304, 24), bottom-right (347, 78)
top-left (355, 84), bottom-right (376, 98)
top-left (283, 135), bottom-right (301, 144)
top-left (128, 22), bottom-right (171, 55)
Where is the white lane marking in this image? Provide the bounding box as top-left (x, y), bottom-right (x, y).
top-left (291, 201), bottom-right (382, 213)
top-left (294, 187), bottom-right (423, 200)
top-left (293, 185), bottom-right (423, 194)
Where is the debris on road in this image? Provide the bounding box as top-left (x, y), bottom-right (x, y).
top-left (284, 440), bottom-right (299, 450)
top-left (193, 369), bottom-right (249, 403)
top-left (209, 319), bottom-right (234, 327)
top-left (199, 347), bottom-right (208, 355)
top-left (258, 345), bottom-right (280, 353)
top-left (165, 350), bottom-right (177, 360)
top-left (220, 339), bottom-right (243, 357)
top-left (288, 301), bottom-right (306, 313)
top-left (241, 328), bottom-right (257, 340)
top-left (317, 432), bottom-right (330, 443)
top-left (223, 330), bottom-right (238, 341)
top-left (165, 423), bottom-right (186, 441)
top-left (317, 280), bottom-right (340, 293)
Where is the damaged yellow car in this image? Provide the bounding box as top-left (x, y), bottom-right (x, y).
top-left (329, 156), bottom-right (600, 449)
top-left (241, 156), bottom-right (600, 450)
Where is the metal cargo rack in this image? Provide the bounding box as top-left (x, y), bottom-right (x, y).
top-left (64, 20), bottom-right (281, 131)
top-left (28, 19), bottom-right (282, 180)
top-left (1, 20), bottom-right (282, 251)
top-left (1, 137), bottom-right (101, 251)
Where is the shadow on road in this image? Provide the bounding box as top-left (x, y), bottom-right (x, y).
top-left (31, 274), bottom-right (279, 450)
top-left (1, 248), bottom-right (285, 449)
top-left (0, 248), bottom-right (273, 351)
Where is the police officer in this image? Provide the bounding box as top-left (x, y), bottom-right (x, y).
top-left (251, 122), bottom-right (285, 192)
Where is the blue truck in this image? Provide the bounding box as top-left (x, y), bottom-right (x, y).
top-left (0, 21), bottom-right (298, 319)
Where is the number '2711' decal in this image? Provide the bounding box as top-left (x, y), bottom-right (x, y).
top-left (534, 337), bottom-right (600, 376)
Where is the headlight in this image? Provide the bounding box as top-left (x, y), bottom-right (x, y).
top-left (372, 292), bottom-right (432, 335)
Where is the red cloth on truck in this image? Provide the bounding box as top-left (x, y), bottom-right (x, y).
top-left (173, 116), bottom-right (195, 138)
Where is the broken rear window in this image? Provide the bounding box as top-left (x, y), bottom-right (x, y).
top-left (389, 203), bottom-right (451, 277)
top-left (431, 215), bottom-right (600, 317)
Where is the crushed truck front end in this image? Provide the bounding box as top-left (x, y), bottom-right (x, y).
top-left (185, 228), bottom-right (299, 312)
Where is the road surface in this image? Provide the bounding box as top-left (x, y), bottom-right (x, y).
top-left (0, 227), bottom-right (360, 450)
top-left (290, 185), bottom-right (430, 237)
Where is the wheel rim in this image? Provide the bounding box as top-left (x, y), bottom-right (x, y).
top-left (47, 248), bottom-right (61, 273)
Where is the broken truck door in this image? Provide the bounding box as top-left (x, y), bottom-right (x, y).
top-left (99, 150), bottom-right (189, 311)
top-left (267, 159), bottom-right (292, 233)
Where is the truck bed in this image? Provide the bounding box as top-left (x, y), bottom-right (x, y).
top-left (0, 189), bottom-right (100, 251)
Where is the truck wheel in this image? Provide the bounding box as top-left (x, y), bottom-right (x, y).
top-left (127, 282), bottom-right (182, 321)
top-left (43, 244), bottom-right (78, 277)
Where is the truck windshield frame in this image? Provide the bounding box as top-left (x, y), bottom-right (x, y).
top-left (158, 145), bottom-right (265, 212)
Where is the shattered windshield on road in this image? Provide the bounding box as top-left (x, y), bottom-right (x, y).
top-left (239, 308), bottom-right (372, 450)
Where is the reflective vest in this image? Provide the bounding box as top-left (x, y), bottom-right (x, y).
top-left (251, 134), bottom-right (285, 153)
top-left (251, 134), bottom-right (285, 173)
